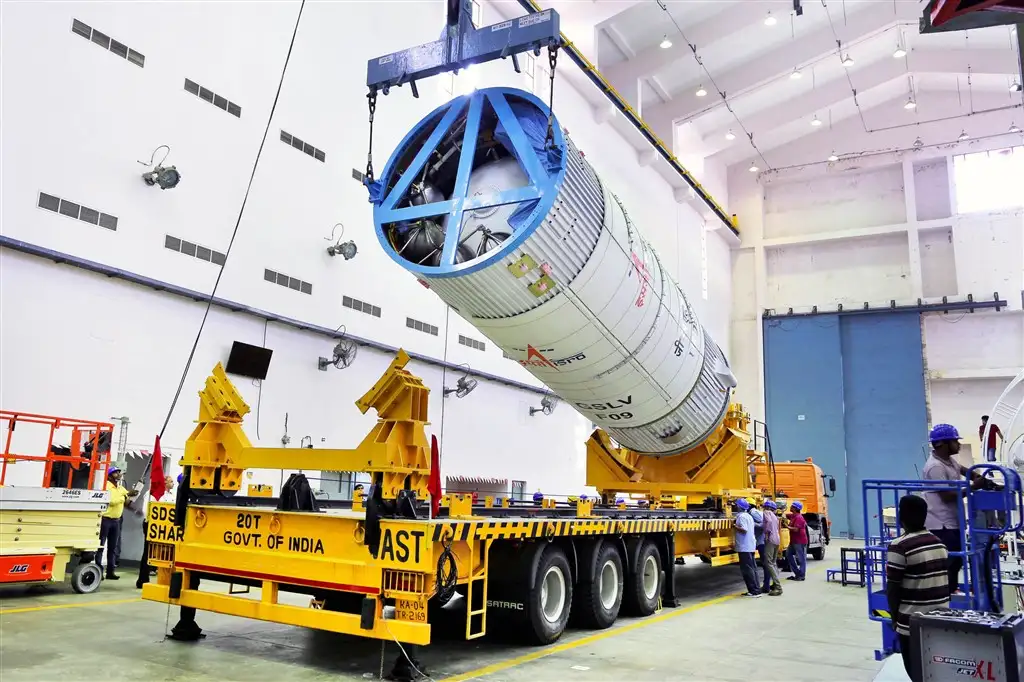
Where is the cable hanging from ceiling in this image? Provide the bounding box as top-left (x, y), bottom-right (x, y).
top-left (654, 0), bottom-right (770, 170)
top-left (821, 0), bottom-right (867, 132)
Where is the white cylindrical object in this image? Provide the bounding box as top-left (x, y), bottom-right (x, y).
top-left (373, 88), bottom-right (735, 456)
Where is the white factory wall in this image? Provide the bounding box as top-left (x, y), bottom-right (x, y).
top-left (0, 1), bottom-right (725, 492)
top-left (727, 136), bottom-right (1024, 455)
top-left (0, 251), bottom-right (590, 496)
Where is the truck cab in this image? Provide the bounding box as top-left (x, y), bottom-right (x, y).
top-left (755, 458), bottom-right (836, 560)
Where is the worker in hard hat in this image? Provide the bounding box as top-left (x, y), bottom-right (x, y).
top-left (922, 423), bottom-right (978, 595)
top-left (760, 500), bottom-right (783, 595)
top-left (98, 466), bottom-right (138, 579)
top-left (785, 501), bottom-right (808, 581)
top-left (747, 498), bottom-right (765, 591)
top-left (733, 498), bottom-right (761, 597)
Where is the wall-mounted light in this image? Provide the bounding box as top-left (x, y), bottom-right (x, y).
top-left (810, 115), bottom-right (822, 127)
top-left (660, 35), bottom-right (672, 49)
top-left (841, 54), bottom-right (855, 67)
top-left (790, 67), bottom-right (802, 80)
top-left (748, 162), bottom-right (759, 173)
top-left (764, 11), bottom-right (777, 26)
top-left (913, 137), bottom-right (924, 148)
top-left (325, 222), bottom-right (358, 260)
top-left (695, 84), bottom-right (708, 97)
top-left (904, 97), bottom-right (917, 110)
top-left (958, 130), bottom-right (969, 142)
top-left (1010, 122), bottom-right (1022, 134)
top-left (827, 151), bottom-right (839, 162)
top-left (138, 145), bottom-right (181, 190)
top-left (725, 130), bottom-right (736, 141)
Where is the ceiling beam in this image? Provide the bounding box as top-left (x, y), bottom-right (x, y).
top-left (641, 2), bottom-right (921, 133)
top-left (699, 48), bottom-right (1020, 156)
top-left (715, 90), bottom-right (1022, 169)
top-left (601, 3), bottom-right (767, 88)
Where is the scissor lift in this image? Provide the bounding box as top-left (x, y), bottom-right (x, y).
top-left (862, 464), bottom-right (1024, 660)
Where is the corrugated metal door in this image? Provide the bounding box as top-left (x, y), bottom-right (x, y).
top-left (764, 312), bottom-right (928, 538)
top-left (840, 313), bottom-right (928, 538)
top-left (763, 315), bottom-right (849, 534)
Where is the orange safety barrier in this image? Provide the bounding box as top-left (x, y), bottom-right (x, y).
top-left (0, 411), bottom-right (114, 489)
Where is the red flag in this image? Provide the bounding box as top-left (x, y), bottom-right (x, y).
top-left (149, 435), bottom-right (166, 501)
top-left (428, 435), bottom-right (442, 518)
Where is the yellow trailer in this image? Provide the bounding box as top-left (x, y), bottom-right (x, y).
top-left (142, 350), bottom-right (764, 671)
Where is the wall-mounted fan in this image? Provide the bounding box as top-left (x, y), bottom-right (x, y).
top-left (318, 326), bottom-right (358, 371)
top-left (444, 364), bottom-right (478, 399)
top-left (530, 394), bottom-right (559, 417)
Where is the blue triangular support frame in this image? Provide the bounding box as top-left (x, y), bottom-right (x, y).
top-left (372, 87), bottom-right (566, 278)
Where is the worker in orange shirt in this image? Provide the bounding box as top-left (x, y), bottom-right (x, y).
top-left (98, 467), bottom-right (138, 579)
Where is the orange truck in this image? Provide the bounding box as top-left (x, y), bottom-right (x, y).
top-left (754, 457), bottom-right (836, 561)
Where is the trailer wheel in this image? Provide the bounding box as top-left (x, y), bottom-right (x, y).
top-left (526, 546), bottom-right (573, 644)
top-left (810, 545), bottom-right (825, 561)
top-left (572, 542), bottom-right (623, 629)
top-left (71, 562), bottom-right (102, 594)
top-left (623, 540), bottom-right (662, 617)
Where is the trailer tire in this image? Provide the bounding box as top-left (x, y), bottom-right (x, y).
top-left (623, 539), bottom-right (662, 617)
top-left (810, 545), bottom-right (825, 561)
top-left (71, 562), bottom-right (102, 594)
top-left (572, 541), bottom-right (623, 629)
top-left (526, 546), bottom-right (573, 644)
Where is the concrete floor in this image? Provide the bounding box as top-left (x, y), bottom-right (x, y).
top-left (0, 549), bottom-right (890, 682)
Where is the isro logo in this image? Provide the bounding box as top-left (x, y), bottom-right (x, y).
top-left (515, 345), bottom-right (586, 370)
top-left (932, 656), bottom-right (997, 679)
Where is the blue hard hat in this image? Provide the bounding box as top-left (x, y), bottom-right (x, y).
top-left (532, 491), bottom-right (544, 501)
top-left (929, 423), bottom-right (961, 443)
top-left (736, 498), bottom-right (750, 511)
top-left (763, 500), bottom-right (777, 510)
top-left (615, 497), bottom-right (625, 505)
top-left (177, 473), bottom-right (184, 484)
top-left (107, 466), bottom-right (121, 477)
top-left (790, 501), bottom-right (803, 511)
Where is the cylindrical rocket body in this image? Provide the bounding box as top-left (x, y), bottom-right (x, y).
top-left (371, 87), bottom-right (735, 456)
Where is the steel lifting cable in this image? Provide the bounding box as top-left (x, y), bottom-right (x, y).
top-left (159, 0), bottom-right (306, 639)
top-left (156, 1), bottom-right (306, 443)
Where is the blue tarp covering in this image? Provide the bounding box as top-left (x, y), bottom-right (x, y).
top-left (493, 101), bottom-right (561, 231)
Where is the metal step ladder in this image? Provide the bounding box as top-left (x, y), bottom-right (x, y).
top-left (464, 540), bottom-right (490, 640)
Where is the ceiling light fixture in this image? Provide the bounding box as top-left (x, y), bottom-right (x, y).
top-left (842, 54), bottom-right (855, 67)
top-left (749, 162), bottom-right (759, 173)
top-left (764, 11), bottom-right (777, 26)
top-left (1010, 122), bottom-right (1021, 134)
top-left (695, 84), bottom-right (708, 97)
top-left (725, 129), bottom-right (736, 141)
top-left (828, 151), bottom-right (839, 162)
top-left (958, 130), bottom-right (969, 142)
top-left (790, 67), bottom-right (802, 80)
top-left (893, 45), bottom-right (907, 59)
top-left (811, 115), bottom-right (822, 127)
top-left (1011, 80), bottom-right (1023, 93)
top-left (904, 97), bottom-right (917, 110)
top-left (660, 35), bottom-right (672, 49)
top-left (913, 137), bottom-right (924, 148)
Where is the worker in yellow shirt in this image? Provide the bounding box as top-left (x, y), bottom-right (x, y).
top-left (98, 466), bottom-right (137, 580)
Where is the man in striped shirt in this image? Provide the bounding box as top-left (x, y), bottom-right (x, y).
top-left (887, 494), bottom-right (950, 678)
